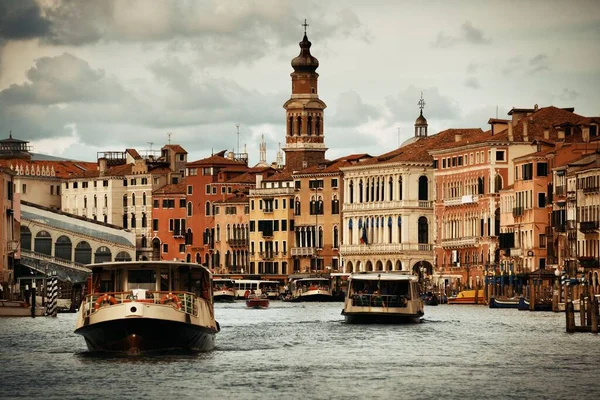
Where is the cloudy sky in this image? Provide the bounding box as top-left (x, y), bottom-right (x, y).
top-left (1, 0), bottom-right (599, 164)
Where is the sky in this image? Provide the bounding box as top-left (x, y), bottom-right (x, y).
top-left (1, 0), bottom-right (599, 165)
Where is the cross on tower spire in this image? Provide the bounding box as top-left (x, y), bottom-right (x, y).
top-left (418, 91), bottom-right (426, 112)
top-left (302, 19), bottom-right (309, 34)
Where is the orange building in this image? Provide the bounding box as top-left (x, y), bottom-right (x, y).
top-left (151, 180), bottom-right (188, 262)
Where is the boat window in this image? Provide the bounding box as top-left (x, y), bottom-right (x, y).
top-left (128, 270), bottom-right (156, 290)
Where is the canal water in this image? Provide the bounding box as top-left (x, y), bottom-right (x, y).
top-left (0, 302), bottom-right (598, 399)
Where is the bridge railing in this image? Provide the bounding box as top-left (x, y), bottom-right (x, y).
top-left (20, 249), bottom-right (91, 273)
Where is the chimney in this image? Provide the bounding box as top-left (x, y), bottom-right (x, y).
top-left (255, 174), bottom-right (263, 189)
top-left (523, 120), bottom-right (529, 142)
top-left (583, 127), bottom-right (590, 143)
top-left (544, 129), bottom-right (550, 140)
top-left (227, 151), bottom-right (235, 160)
top-left (508, 123), bottom-right (514, 141)
top-left (99, 158), bottom-right (107, 176)
top-left (455, 134), bottom-right (462, 142)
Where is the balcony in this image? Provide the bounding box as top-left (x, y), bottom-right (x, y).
top-left (263, 209), bottom-right (274, 214)
top-left (343, 200), bottom-right (432, 212)
top-left (578, 256), bottom-right (600, 268)
top-left (580, 221), bottom-right (599, 233)
top-left (261, 231), bottom-right (273, 238)
top-left (555, 185), bottom-right (566, 197)
top-left (511, 248), bottom-right (522, 257)
top-left (443, 195), bottom-right (479, 207)
top-left (250, 187), bottom-right (296, 196)
top-left (341, 243), bottom-right (434, 254)
top-left (141, 205), bottom-right (147, 212)
top-left (583, 186), bottom-right (599, 195)
top-left (441, 237), bottom-right (479, 248)
top-left (566, 220), bottom-right (577, 230)
top-left (291, 247), bottom-right (317, 257)
top-left (173, 230), bottom-right (184, 238)
top-left (227, 238), bottom-right (249, 247)
top-left (512, 207), bottom-right (524, 217)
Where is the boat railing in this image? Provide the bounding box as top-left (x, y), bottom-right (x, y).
top-left (82, 291), bottom-right (200, 317)
top-left (296, 286), bottom-right (330, 294)
top-left (350, 294), bottom-right (408, 308)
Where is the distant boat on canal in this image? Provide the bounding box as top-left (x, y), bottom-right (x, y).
top-left (289, 277), bottom-right (333, 302)
top-left (341, 272), bottom-right (424, 324)
top-left (74, 261), bottom-right (220, 353)
top-left (447, 289), bottom-right (485, 305)
top-left (245, 293), bottom-right (270, 309)
top-left (213, 278), bottom-right (236, 302)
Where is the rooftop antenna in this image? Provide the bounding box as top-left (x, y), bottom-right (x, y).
top-left (236, 124), bottom-right (240, 155)
top-left (147, 142), bottom-right (153, 151)
top-left (167, 132), bottom-right (172, 144)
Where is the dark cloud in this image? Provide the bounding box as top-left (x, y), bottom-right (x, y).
top-left (431, 21), bottom-right (490, 48)
top-left (385, 85), bottom-right (461, 121)
top-left (0, 0), bottom-right (51, 40)
top-left (329, 91), bottom-right (380, 127)
top-left (528, 53), bottom-right (550, 74)
top-left (558, 88), bottom-right (579, 101)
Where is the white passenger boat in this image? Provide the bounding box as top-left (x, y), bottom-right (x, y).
top-left (213, 278), bottom-right (236, 302)
top-left (342, 272), bottom-right (424, 323)
top-left (290, 277), bottom-right (333, 302)
top-left (74, 261), bottom-right (220, 353)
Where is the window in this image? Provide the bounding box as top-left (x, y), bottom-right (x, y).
top-left (282, 220), bottom-right (287, 231)
top-left (22, 184), bottom-right (27, 194)
top-left (537, 162), bottom-right (548, 177)
top-left (538, 193), bottom-right (546, 208)
top-left (162, 243), bottom-right (168, 253)
top-left (295, 181), bottom-right (301, 190)
top-left (153, 219), bottom-right (159, 231)
top-left (179, 244), bottom-right (185, 253)
top-left (539, 234), bottom-right (546, 248)
top-left (103, 180), bottom-right (109, 187)
top-left (82, 182), bottom-right (88, 189)
top-left (212, 187), bottom-right (217, 194)
top-left (179, 198), bottom-right (185, 208)
top-left (205, 185), bottom-right (211, 194)
top-left (187, 185), bottom-right (193, 195)
top-left (50, 186), bottom-right (54, 195)
top-left (442, 159), bottom-right (446, 168)
top-left (331, 178), bottom-right (338, 188)
top-left (496, 151), bottom-right (505, 161)
top-left (130, 179), bottom-right (136, 186)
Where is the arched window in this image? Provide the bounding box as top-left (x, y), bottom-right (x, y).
top-left (295, 198), bottom-right (301, 215)
top-left (20, 226), bottom-right (32, 251)
top-left (366, 180), bottom-right (370, 202)
top-left (478, 177), bottom-right (485, 195)
top-left (122, 194), bottom-right (128, 207)
top-left (359, 180), bottom-right (364, 203)
top-left (226, 224), bottom-right (231, 241)
top-left (132, 193), bottom-right (136, 206)
top-left (75, 241), bottom-right (92, 264)
top-left (348, 219), bottom-right (353, 245)
top-left (141, 235), bottom-right (147, 248)
top-left (398, 177), bottom-right (403, 200)
top-left (188, 202), bottom-right (193, 217)
top-left (104, 194), bottom-right (108, 207)
top-left (494, 174), bottom-right (503, 193)
top-left (55, 236), bottom-right (72, 261)
top-left (186, 229), bottom-right (193, 245)
top-left (418, 216), bottom-right (429, 244)
top-left (307, 116), bottom-right (312, 135)
top-left (142, 192), bottom-right (147, 205)
top-left (289, 116), bottom-right (294, 136)
top-left (316, 116), bottom-right (321, 135)
top-left (34, 230), bottom-right (52, 255)
top-left (93, 195), bottom-right (97, 208)
top-left (141, 213), bottom-right (147, 228)
top-left (94, 246), bottom-right (111, 263)
top-left (297, 116), bottom-right (302, 135)
top-left (84, 196), bottom-right (87, 209)
top-left (389, 177), bottom-right (393, 201)
top-left (205, 201), bottom-right (210, 216)
top-left (349, 181), bottom-right (354, 204)
top-left (115, 251), bottom-right (132, 262)
top-left (131, 213), bottom-right (136, 228)
top-left (333, 226), bottom-right (339, 248)
top-left (216, 225), bottom-right (221, 242)
top-left (418, 176), bottom-right (428, 201)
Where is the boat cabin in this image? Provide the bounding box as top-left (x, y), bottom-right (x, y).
top-left (347, 273), bottom-right (419, 307)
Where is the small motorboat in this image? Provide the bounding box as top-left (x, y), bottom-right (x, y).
top-left (489, 296), bottom-right (521, 309)
top-left (246, 293), bottom-right (269, 309)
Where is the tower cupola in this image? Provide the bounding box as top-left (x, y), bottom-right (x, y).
top-left (291, 33), bottom-right (319, 73)
top-left (415, 92), bottom-right (428, 138)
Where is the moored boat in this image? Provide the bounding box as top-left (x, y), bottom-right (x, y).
top-left (246, 293), bottom-right (270, 309)
top-left (74, 261), bottom-right (220, 353)
top-left (213, 278), bottom-right (236, 302)
top-left (0, 300), bottom-right (45, 317)
top-left (489, 296), bottom-right (521, 309)
top-left (341, 272), bottom-right (424, 324)
top-left (289, 277), bottom-right (333, 302)
top-left (447, 289), bottom-right (486, 305)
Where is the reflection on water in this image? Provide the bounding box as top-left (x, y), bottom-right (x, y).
top-left (1, 302), bottom-right (599, 400)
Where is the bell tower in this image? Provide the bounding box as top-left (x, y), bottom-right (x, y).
top-left (283, 20), bottom-right (327, 171)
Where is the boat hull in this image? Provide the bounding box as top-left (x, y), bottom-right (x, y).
top-left (213, 293), bottom-right (235, 302)
top-left (246, 299), bottom-right (269, 309)
top-left (489, 297), bottom-right (521, 309)
top-left (291, 293), bottom-right (334, 302)
top-left (74, 317), bottom-right (218, 352)
top-left (342, 311), bottom-right (423, 324)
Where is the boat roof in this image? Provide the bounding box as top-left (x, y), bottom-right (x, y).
top-left (349, 273), bottom-right (418, 282)
top-left (294, 277), bottom-right (329, 282)
top-left (87, 261), bottom-right (211, 274)
top-left (213, 278), bottom-right (235, 282)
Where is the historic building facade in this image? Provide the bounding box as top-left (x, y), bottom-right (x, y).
top-left (1, 167), bottom-right (19, 296)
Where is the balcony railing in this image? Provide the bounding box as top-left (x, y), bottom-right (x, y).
top-left (227, 238), bottom-right (249, 247)
top-left (291, 247), bottom-right (316, 257)
top-left (580, 221), bottom-right (599, 233)
top-left (578, 257), bottom-right (600, 268)
top-left (343, 199), bottom-right (433, 212)
top-left (173, 230), bottom-right (184, 238)
top-left (583, 186), bottom-right (599, 194)
top-left (250, 187), bottom-right (296, 196)
top-left (440, 237), bottom-right (479, 248)
top-left (261, 231), bottom-right (273, 238)
top-left (555, 185), bottom-right (566, 197)
top-left (512, 207), bottom-right (524, 217)
top-left (511, 248), bottom-right (522, 257)
top-left (443, 195), bottom-right (479, 207)
top-left (341, 243), bottom-right (433, 254)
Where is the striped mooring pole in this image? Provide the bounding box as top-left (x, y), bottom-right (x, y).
top-left (46, 272), bottom-right (58, 317)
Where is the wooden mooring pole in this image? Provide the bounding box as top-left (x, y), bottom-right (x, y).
top-left (566, 301), bottom-right (575, 333)
top-left (591, 296), bottom-right (599, 334)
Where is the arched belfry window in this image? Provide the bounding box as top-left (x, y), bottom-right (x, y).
top-left (297, 116), bottom-right (302, 136)
top-left (307, 116), bottom-right (312, 136)
top-left (316, 116), bottom-right (321, 135)
top-left (289, 116), bottom-right (294, 136)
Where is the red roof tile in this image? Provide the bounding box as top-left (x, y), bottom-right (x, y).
top-left (162, 144), bottom-right (187, 154)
